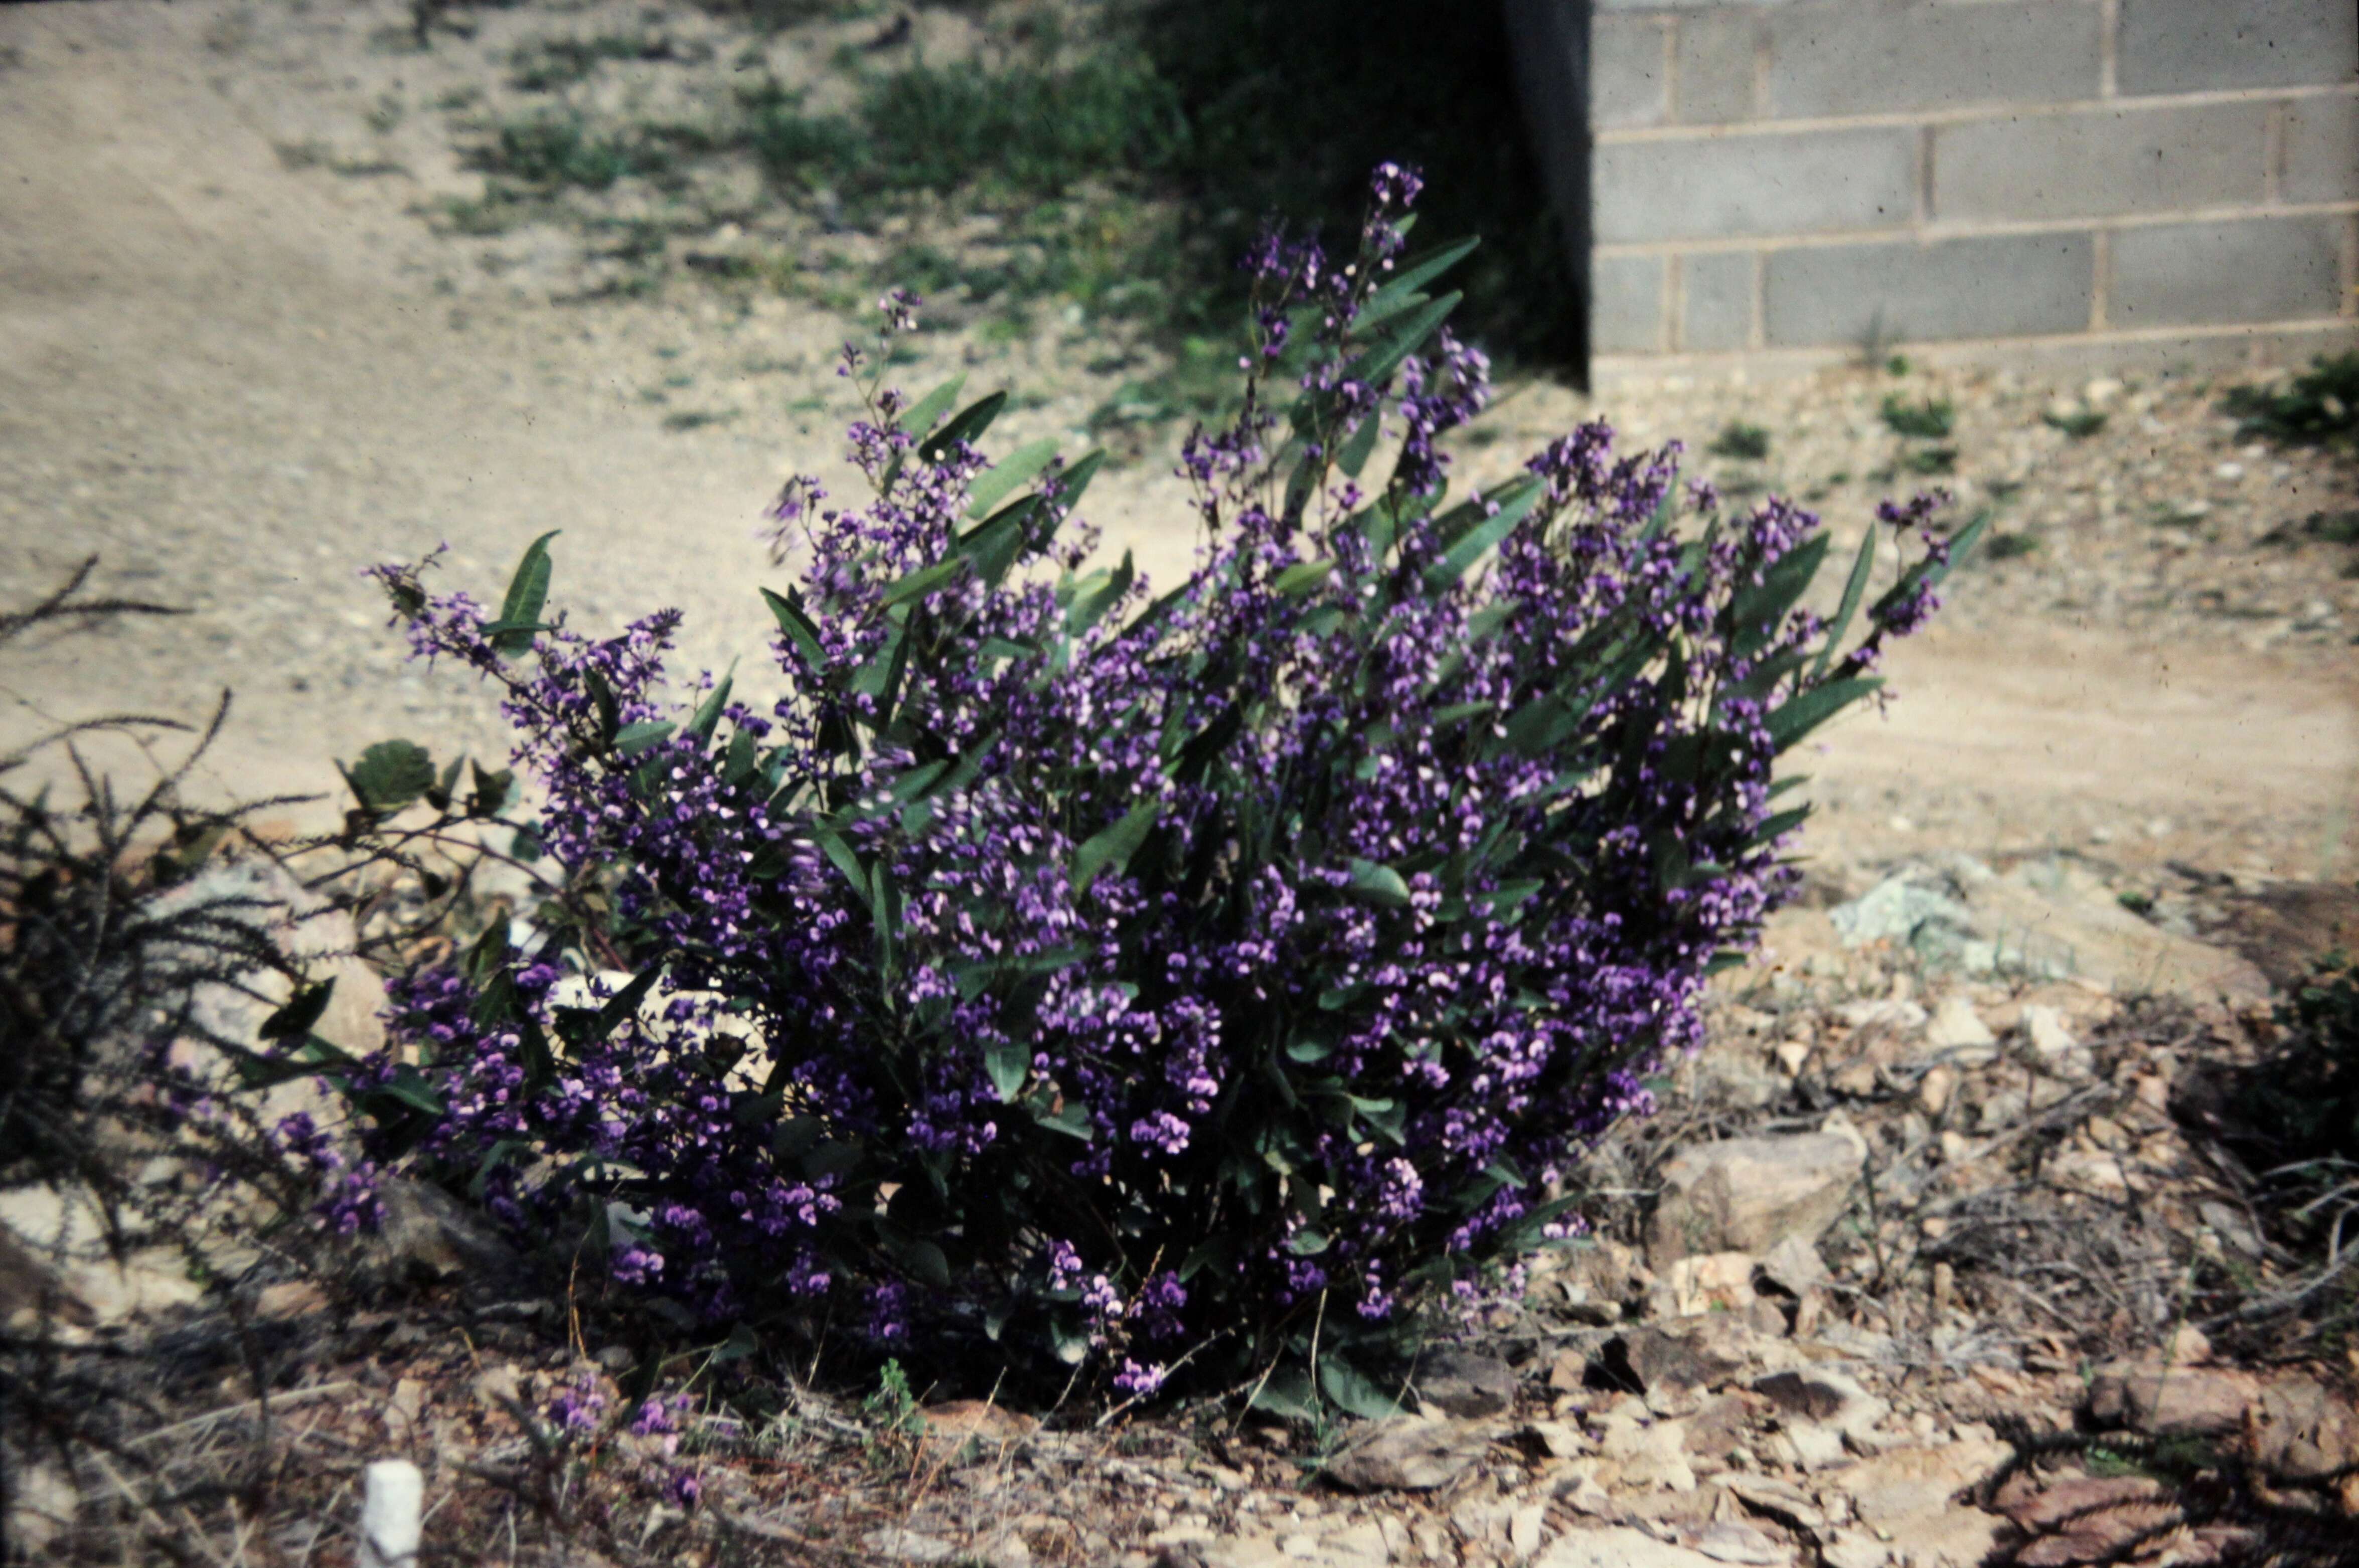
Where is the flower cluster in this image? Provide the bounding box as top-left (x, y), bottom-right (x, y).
top-left (335, 167), bottom-right (1966, 1400)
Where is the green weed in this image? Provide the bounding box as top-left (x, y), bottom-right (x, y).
top-left (1985, 531), bottom-right (2039, 561)
top-left (509, 32), bottom-right (674, 92)
top-left (1708, 422), bottom-right (1772, 461)
top-left (2042, 407), bottom-right (2108, 439)
top-left (661, 409), bottom-right (738, 430)
top-left (1880, 394), bottom-right (1955, 440)
top-left (2223, 350), bottom-right (2359, 453)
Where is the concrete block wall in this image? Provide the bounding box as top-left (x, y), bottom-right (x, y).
top-left (1510, 0), bottom-right (2359, 375)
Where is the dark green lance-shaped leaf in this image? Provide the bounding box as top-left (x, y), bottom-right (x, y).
top-left (1765, 676), bottom-right (1882, 751)
top-left (688, 665), bottom-right (735, 741)
top-left (1750, 804), bottom-right (1811, 850)
top-left (892, 373), bottom-right (967, 437)
top-left (1273, 559), bottom-right (1335, 597)
top-left (1346, 857), bottom-right (1411, 909)
top-left (1336, 411), bottom-right (1382, 479)
top-left (880, 555), bottom-right (967, 607)
top-left (1320, 1355), bottom-right (1406, 1421)
top-left (871, 858), bottom-right (898, 980)
top-left (518, 1017), bottom-right (556, 1091)
top-left (426, 754), bottom-right (463, 814)
top-left (613, 720), bottom-right (676, 757)
top-left (920, 389), bottom-right (1007, 463)
top-left (487, 531), bottom-right (559, 656)
top-left (348, 739), bottom-right (436, 814)
top-left (259, 980), bottom-right (337, 1043)
top-left (965, 436), bottom-right (1059, 519)
top-left (760, 586), bottom-right (830, 676)
top-left (1927, 508), bottom-right (1991, 589)
top-left (985, 1038), bottom-right (1030, 1103)
top-left (1728, 531), bottom-right (1830, 658)
top-left (1347, 290), bottom-right (1460, 392)
top-left (811, 824), bottom-right (871, 911)
top-left (1063, 550), bottom-right (1134, 638)
top-left (958, 495), bottom-right (1044, 588)
top-left (1423, 478), bottom-right (1543, 590)
top-left (1359, 236), bottom-right (1479, 327)
top-left (1811, 526), bottom-right (1881, 680)
top-left (1046, 448), bottom-right (1106, 516)
top-left (1072, 797), bottom-right (1161, 898)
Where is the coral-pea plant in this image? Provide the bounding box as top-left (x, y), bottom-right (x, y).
top-left (297, 168), bottom-right (1974, 1411)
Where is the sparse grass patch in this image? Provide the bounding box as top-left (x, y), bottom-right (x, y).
top-left (1904, 445), bottom-right (1957, 476)
top-left (1985, 531), bottom-right (2040, 561)
top-left (660, 408), bottom-right (737, 430)
top-left (1708, 421), bottom-right (1772, 461)
top-left (509, 31), bottom-right (677, 91)
top-left (2042, 406), bottom-right (2108, 439)
top-left (2224, 350), bottom-right (2359, 454)
top-left (471, 113), bottom-right (667, 191)
top-left (1881, 393), bottom-right (1956, 440)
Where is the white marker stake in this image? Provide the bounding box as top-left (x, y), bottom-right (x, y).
top-left (358, 1460), bottom-right (423, 1568)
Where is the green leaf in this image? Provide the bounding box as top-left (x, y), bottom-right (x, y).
top-left (893, 374), bottom-right (967, 438)
top-left (1034, 1099), bottom-right (1094, 1141)
top-left (490, 531), bottom-right (559, 656)
top-left (1320, 1355), bottom-right (1406, 1421)
top-left (921, 389), bottom-right (1007, 463)
top-left (1928, 508), bottom-right (1992, 589)
top-left (468, 761), bottom-right (514, 817)
top-left (1336, 412), bottom-right (1382, 479)
top-left (966, 437), bottom-right (1059, 519)
top-left (760, 586), bottom-right (829, 675)
top-left (613, 720), bottom-right (676, 756)
top-left (688, 665), bottom-right (735, 741)
top-left (1063, 550), bottom-right (1134, 637)
top-left (1346, 857), bottom-right (1411, 908)
top-left (1072, 797), bottom-right (1161, 897)
top-left (348, 739), bottom-right (436, 814)
top-left (1423, 478), bottom-right (1543, 590)
top-left (812, 824), bottom-right (872, 911)
top-left (1765, 676), bottom-right (1882, 750)
top-left (1249, 1367), bottom-right (1318, 1423)
top-left (1047, 448), bottom-right (1107, 515)
top-left (880, 555), bottom-right (967, 607)
top-left (985, 1038), bottom-right (1030, 1102)
top-left (1729, 531), bottom-right (1830, 657)
top-left (959, 495), bottom-right (1045, 588)
top-left (259, 980), bottom-right (337, 1043)
top-left (1812, 529), bottom-right (1879, 682)
top-left (1750, 804), bottom-right (1811, 848)
top-left (1360, 236), bottom-right (1479, 326)
top-left (1272, 559), bottom-right (1335, 597)
top-left (1348, 290), bottom-right (1460, 392)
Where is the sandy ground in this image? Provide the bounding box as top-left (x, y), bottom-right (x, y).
top-left (2, 0), bottom-right (2353, 890)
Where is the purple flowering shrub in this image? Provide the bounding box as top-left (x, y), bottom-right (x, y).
top-left (319, 167), bottom-right (1976, 1410)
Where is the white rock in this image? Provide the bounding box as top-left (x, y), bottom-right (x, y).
top-left (1541, 1525), bottom-right (1727, 1568)
top-left (1510, 1504), bottom-right (1549, 1559)
top-left (2019, 1004), bottom-right (2076, 1057)
top-left (1648, 1133), bottom-right (1866, 1266)
top-left (358, 1460), bottom-right (423, 1568)
top-left (1923, 995), bottom-right (1995, 1055)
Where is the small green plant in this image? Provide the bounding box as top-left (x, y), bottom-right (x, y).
top-left (1904, 445), bottom-right (1956, 476)
top-left (660, 408), bottom-right (736, 431)
top-left (2223, 350), bottom-right (2359, 454)
top-left (1985, 531), bottom-right (2039, 561)
top-left (474, 114), bottom-right (661, 190)
top-left (2116, 889), bottom-right (2154, 914)
top-left (2041, 407), bottom-right (2108, 439)
top-left (1885, 354), bottom-right (1911, 376)
top-left (1881, 394), bottom-right (1955, 440)
top-left (510, 32), bottom-right (673, 92)
top-left (1708, 422), bottom-right (1772, 461)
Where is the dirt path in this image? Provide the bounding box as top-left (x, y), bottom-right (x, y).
top-left (3, 0), bottom-right (2352, 890)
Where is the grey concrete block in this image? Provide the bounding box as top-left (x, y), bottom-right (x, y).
top-left (2118, 0), bottom-right (2358, 95)
top-left (1764, 232), bottom-right (2095, 346)
top-left (1593, 253), bottom-right (1669, 354)
top-left (1765, 0), bottom-right (2103, 119)
top-left (2284, 95), bottom-right (2359, 203)
top-left (1934, 101), bottom-right (2268, 222)
top-left (1594, 15), bottom-right (1671, 130)
top-left (1676, 13), bottom-right (1757, 124)
top-left (1681, 250), bottom-right (1757, 350)
top-left (2111, 217), bottom-right (2347, 327)
top-left (1594, 126), bottom-right (1917, 243)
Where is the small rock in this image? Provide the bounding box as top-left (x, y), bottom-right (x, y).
top-left (1691, 1520), bottom-right (1788, 1565)
top-left (363, 1179), bottom-right (526, 1288)
top-left (868, 1526), bottom-right (960, 1563)
top-left (1825, 1438), bottom-right (2010, 1566)
top-left (1415, 1349), bottom-right (1518, 1419)
top-left (1655, 1252), bottom-right (1759, 1319)
top-left (1923, 995), bottom-right (1996, 1057)
top-left (918, 1399), bottom-right (1038, 1464)
top-left (1528, 1421), bottom-right (1590, 1459)
top-left (1755, 1234), bottom-right (1830, 1299)
top-left (2244, 1373), bottom-right (2359, 1480)
top-left (1916, 1064), bottom-right (1958, 1117)
top-left (2020, 1004), bottom-right (2077, 1057)
top-left (1721, 1474), bottom-right (1826, 1533)
top-left (1647, 1133), bottom-right (1866, 1266)
top-left (2085, 1362), bottom-right (2259, 1437)
top-left (1819, 1529), bottom-right (1890, 1568)
top-left (1322, 1417), bottom-right (1491, 1492)
top-left (1753, 1369), bottom-right (1886, 1440)
top-left (1540, 1524), bottom-right (1728, 1568)
top-left (1510, 1504), bottom-right (1548, 1558)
